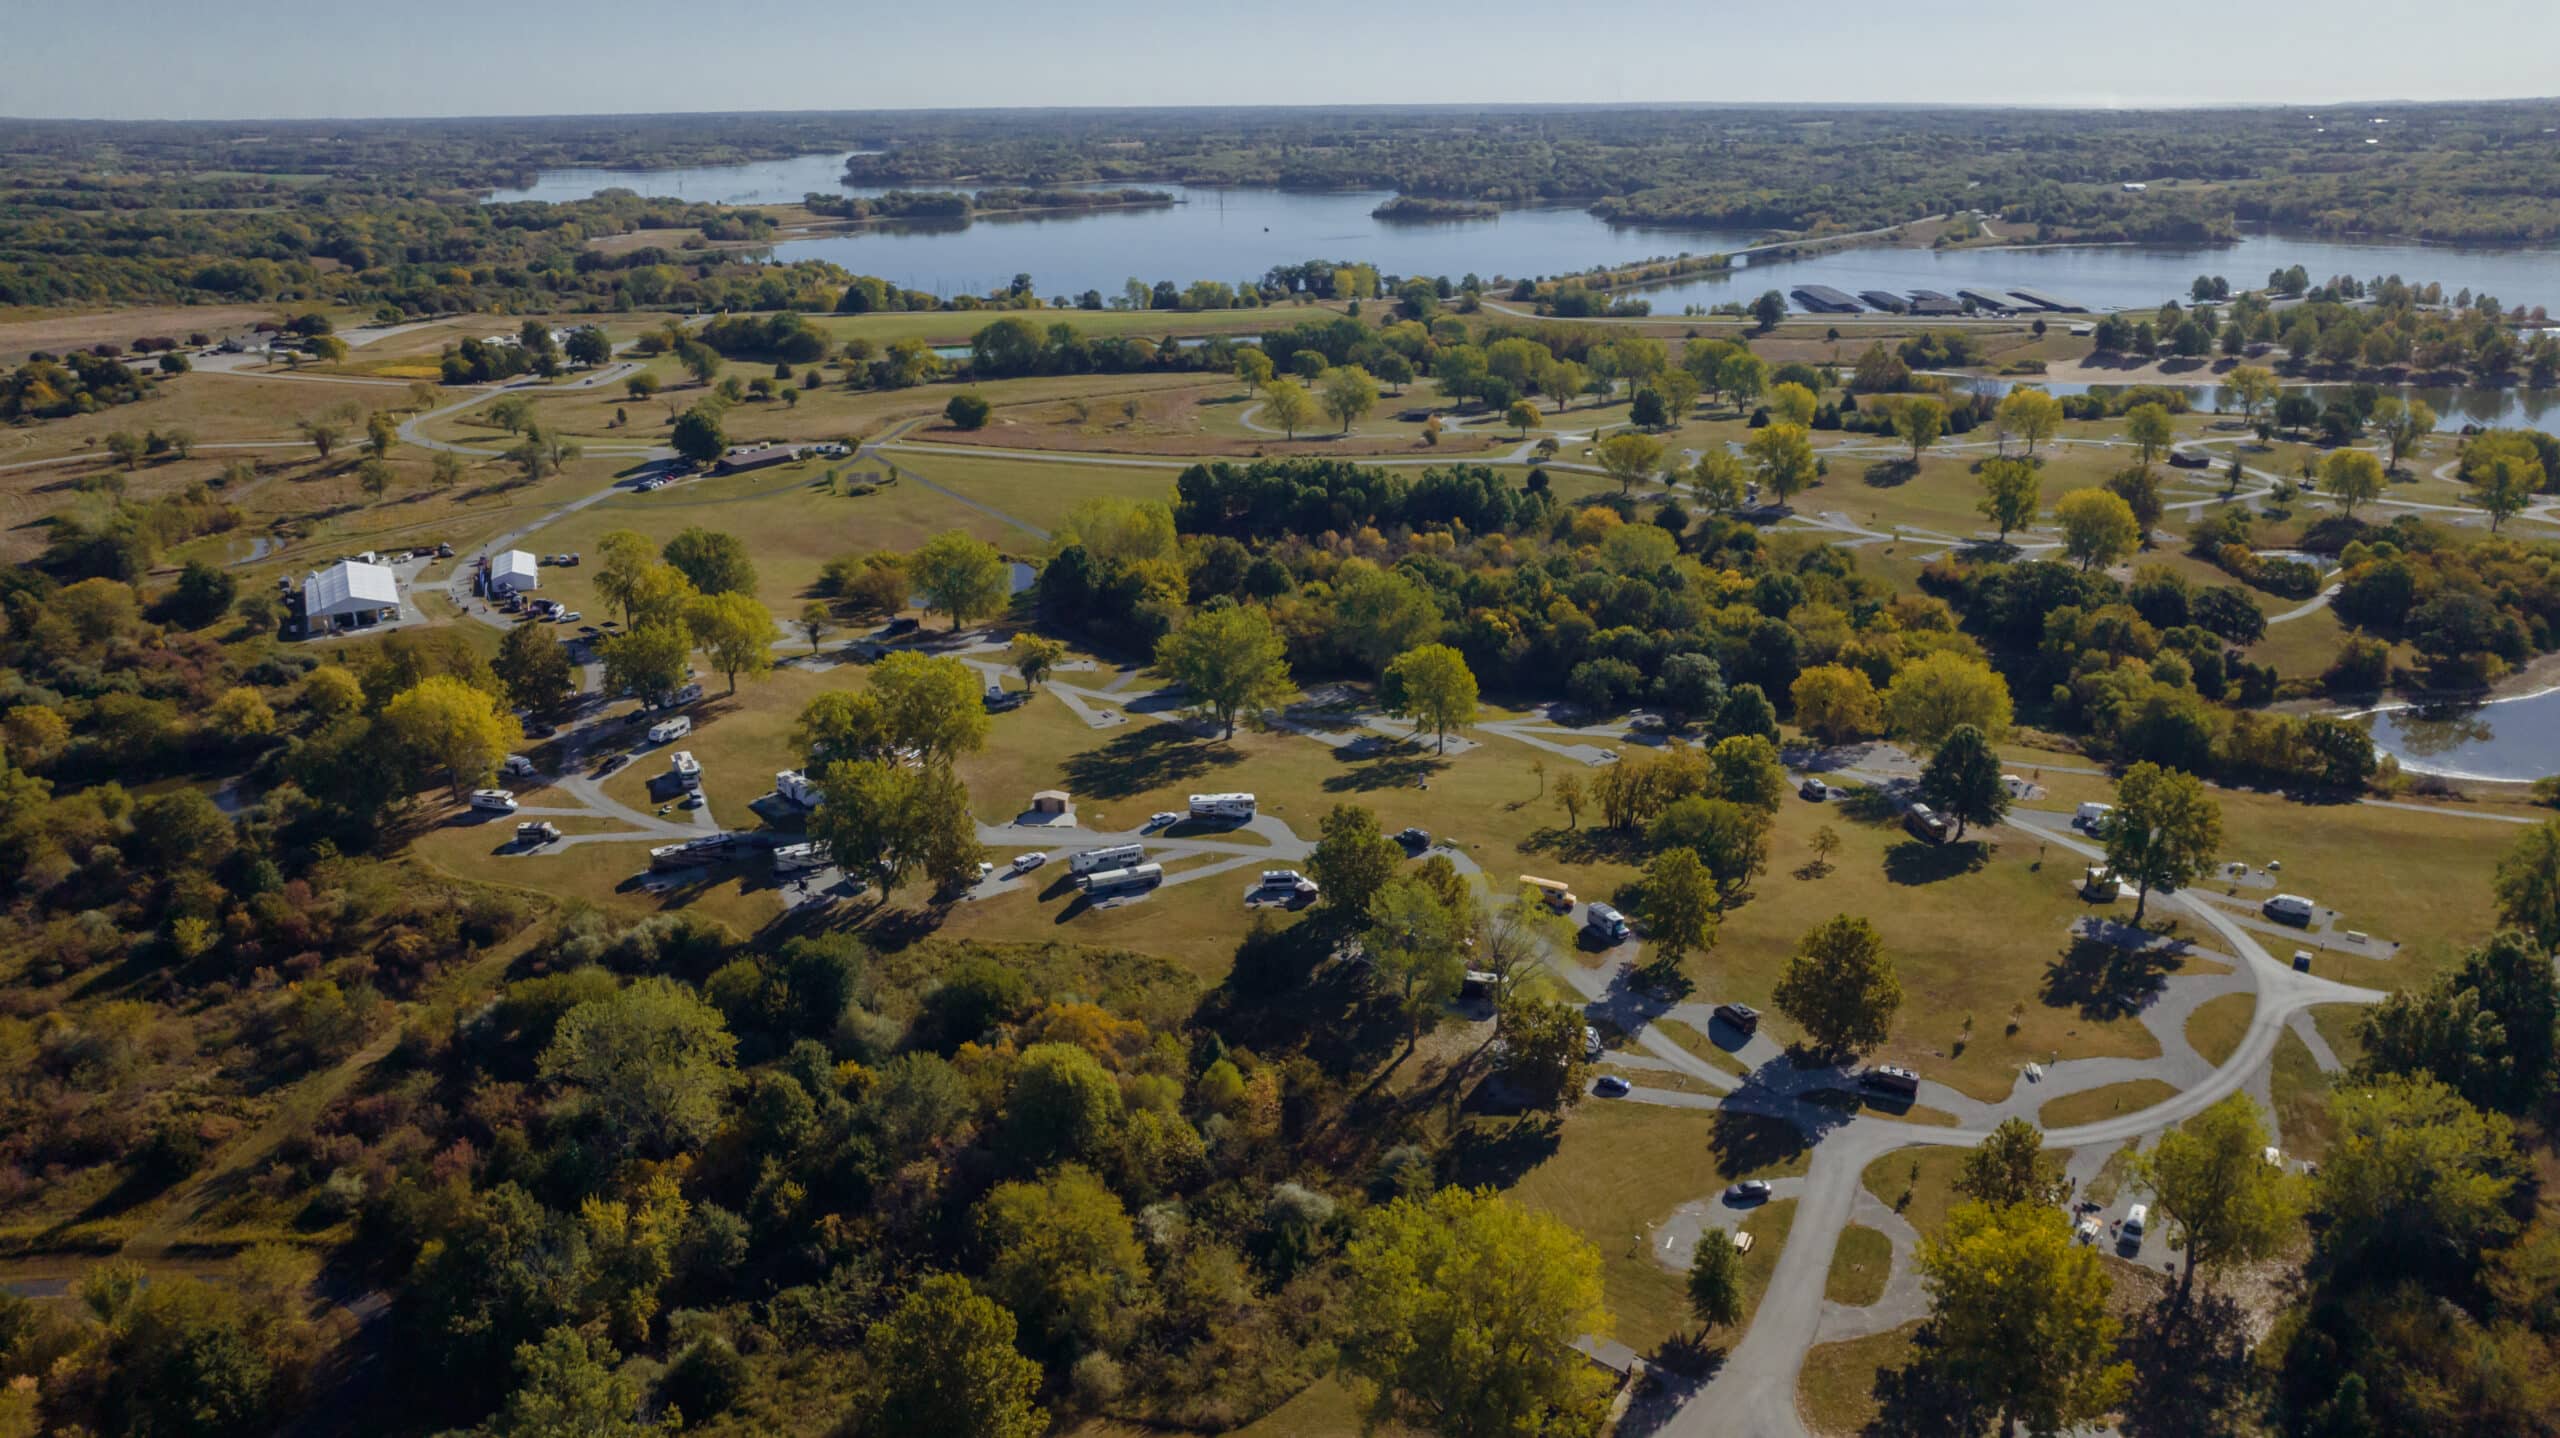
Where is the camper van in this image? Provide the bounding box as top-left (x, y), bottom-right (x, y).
top-left (502, 755), bottom-right (538, 778)
top-left (1069, 844), bottom-right (1147, 876)
top-left (1584, 903), bottom-right (1632, 943)
top-left (1079, 863), bottom-right (1164, 897)
top-left (670, 751), bottom-right (701, 789)
top-left (2264, 893), bottom-right (2317, 926)
top-left (2074, 802), bottom-right (2115, 832)
top-left (1188, 793), bottom-right (1257, 822)
top-left (469, 789), bottom-right (519, 812)
top-left (647, 715), bottom-right (692, 745)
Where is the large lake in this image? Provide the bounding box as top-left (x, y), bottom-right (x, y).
top-left (2359, 688), bottom-right (2560, 782)
top-left (1952, 377), bottom-right (2560, 436)
top-left (487, 151), bottom-right (2560, 313)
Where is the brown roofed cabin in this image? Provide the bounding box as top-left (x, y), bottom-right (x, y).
top-left (715, 445), bottom-right (800, 474)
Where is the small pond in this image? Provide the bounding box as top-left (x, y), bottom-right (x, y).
top-left (2358, 686), bottom-right (2560, 781)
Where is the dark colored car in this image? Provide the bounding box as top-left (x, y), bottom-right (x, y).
top-left (1395, 826), bottom-right (1431, 851)
top-left (883, 617), bottom-right (919, 636)
top-left (1725, 1180), bottom-right (1773, 1204)
top-left (1593, 1075), bottom-right (1631, 1098)
top-left (1714, 1002), bottom-right (1761, 1035)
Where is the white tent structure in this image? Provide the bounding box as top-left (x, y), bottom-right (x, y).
top-left (490, 550), bottom-right (540, 593)
top-left (301, 560), bottom-right (399, 633)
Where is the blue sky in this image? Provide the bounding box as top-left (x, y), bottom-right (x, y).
top-left (14, 0), bottom-right (2559, 119)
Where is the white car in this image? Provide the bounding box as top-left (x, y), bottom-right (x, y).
top-left (2074, 1217), bottom-right (2101, 1246)
top-left (1147, 811), bottom-right (1181, 829)
top-left (1009, 852), bottom-right (1049, 875)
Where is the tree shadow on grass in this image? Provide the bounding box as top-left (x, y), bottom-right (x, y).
top-left (2041, 935), bottom-right (2179, 1021)
top-left (1519, 824), bottom-right (1648, 866)
top-left (2118, 1291), bottom-right (2266, 1437)
top-left (1061, 724), bottom-right (1241, 800)
top-left (1706, 1106), bottom-right (1816, 1177)
top-left (1861, 1328), bottom-right (1992, 1437)
top-left (1863, 459), bottom-right (1921, 488)
top-left (1444, 1112), bottom-right (1565, 1191)
top-left (1321, 749), bottom-right (1447, 793)
top-left (1881, 839), bottom-right (1988, 886)
top-left (1833, 784), bottom-right (1907, 828)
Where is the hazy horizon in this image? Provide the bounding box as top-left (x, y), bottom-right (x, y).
top-left (18, 0), bottom-right (2560, 122)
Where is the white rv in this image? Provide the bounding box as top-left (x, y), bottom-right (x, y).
top-left (1188, 792), bottom-right (1257, 822)
top-left (1068, 843), bottom-right (1147, 876)
top-left (647, 715), bottom-right (692, 744)
top-left (670, 751), bottom-right (702, 789)
top-left (469, 788), bottom-right (519, 812)
top-left (775, 769), bottom-right (823, 808)
top-left (772, 842), bottom-right (828, 874)
top-left (649, 833), bottom-right (739, 871)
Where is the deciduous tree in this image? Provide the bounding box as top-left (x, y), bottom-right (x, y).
top-left (2136, 1093), bottom-right (2301, 1310)
top-left (1996, 385), bottom-right (2063, 455)
top-left (684, 591), bottom-right (779, 693)
top-left (1957, 1117), bottom-right (2071, 1208)
top-left (381, 674), bottom-right (524, 799)
top-left (1381, 643), bottom-right (1478, 752)
top-left (1643, 846), bottom-right (1720, 964)
top-left (1263, 377), bottom-right (1318, 438)
top-left (2321, 448), bottom-right (2386, 516)
top-left (1918, 722), bottom-right (2008, 838)
top-left (1918, 1201), bottom-right (2131, 1435)
top-left (1320, 365), bottom-right (1381, 433)
top-left (1745, 421), bottom-right (1817, 503)
top-left (1595, 431), bottom-right (1666, 495)
top-left (1791, 664), bottom-right (1879, 746)
top-left (1687, 1229), bottom-right (1744, 1337)
top-left (909, 530), bottom-right (1011, 631)
top-left (2057, 487), bottom-right (2140, 570)
top-left (858, 1276), bottom-right (1047, 1438)
top-left (809, 757), bottom-right (983, 894)
top-left (2125, 401), bottom-right (2175, 471)
top-left (1339, 1187), bottom-right (1610, 1438)
top-left (1881, 652), bottom-right (2013, 752)
top-left (1772, 914), bottom-right (1899, 1057)
top-left (662, 526), bottom-right (757, 596)
top-left (1155, 601), bottom-right (1293, 738)
top-left (1977, 456), bottom-right (2040, 543)
top-left (494, 623), bottom-right (574, 715)
top-left (2100, 761), bottom-right (2223, 924)
top-left (1310, 803), bottom-right (1401, 915)
top-left (539, 977), bottom-right (737, 1159)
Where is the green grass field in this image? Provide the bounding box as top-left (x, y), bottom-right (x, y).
top-left (1825, 1223), bottom-right (1894, 1306)
top-left (2038, 1078), bottom-right (2178, 1128)
top-left (1798, 1321), bottom-right (1925, 1437)
top-left (2183, 992), bottom-right (2256, 1068)
top-left (1471, 1100), bottom-right (1808, 1351)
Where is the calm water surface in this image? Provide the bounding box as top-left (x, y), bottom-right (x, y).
top-left (488, 153), bottom-right (2560, 313)
top-left (1952, 378), bottom-right (2560, 435)
top-left (2360, 688), bottom-right (2560, 781)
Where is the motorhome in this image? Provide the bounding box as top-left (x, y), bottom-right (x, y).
top-left (1079, 863), bottom-right (1164, 897)
top-left (1860, 1065), bottom-right (1922, 1097)
top-left (1188, 792), bottom-right (1257, 822)
top-left (2075, 802), bottom-right (2115, 832)
top-left (670, 751), bottom-right (702, 789)
top-left (469, 789), bottom-right (519, 812)
top-left (649, 834), bottom-right (738, 871)
top-left (1069, 843), bottom-right (1147, 876)
top-left (772, 842), bottom-right (828, 874)
top-left (775, 770), bottom-right (823, 808)
top-left (647, 715), bottom-right (692, 744)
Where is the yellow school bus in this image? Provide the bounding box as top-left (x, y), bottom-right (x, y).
top-left (1518, 875), bottom-right (1578, 911)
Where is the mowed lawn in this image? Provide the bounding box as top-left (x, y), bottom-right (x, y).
top-left (1463, 1101), bottom-right (1810, 1352)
